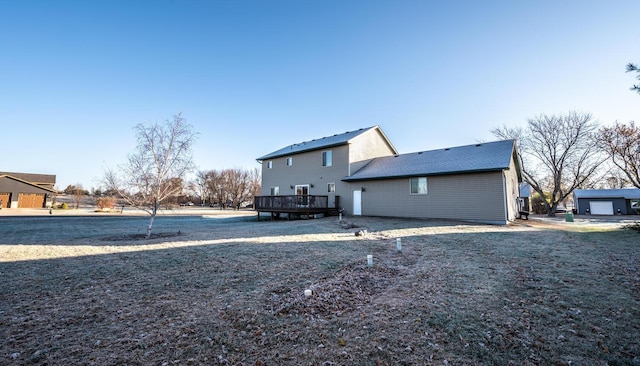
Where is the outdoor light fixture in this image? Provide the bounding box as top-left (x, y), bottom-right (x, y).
top-left (310, 183), bottom-right (314, 188)
top-left (290, 185), bottom-right (294, 189)
top-left (361, 186), bottom-right (366, 192)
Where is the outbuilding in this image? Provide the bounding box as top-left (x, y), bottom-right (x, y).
top-left (0, 172), bottom-right (56, 209)
top-left (573, 189), bottom-right (640, 215)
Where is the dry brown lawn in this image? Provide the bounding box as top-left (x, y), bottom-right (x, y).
top-left (0, 214), bottom-right (639, 365)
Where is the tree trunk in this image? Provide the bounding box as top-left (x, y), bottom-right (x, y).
top-left (146, 202), bottom-right (158, 238)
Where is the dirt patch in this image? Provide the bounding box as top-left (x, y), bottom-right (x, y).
top-left (0, 216), bottom-right (638, 365)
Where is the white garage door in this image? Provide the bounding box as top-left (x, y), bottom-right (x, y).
top-left (590, 201), bottom-right (614, 215)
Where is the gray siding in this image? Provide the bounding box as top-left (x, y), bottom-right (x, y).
top-left (261, 144), bottom-right (350, 209)
top-left (260, 127), bottom-right (397, 214)
top-left (503, 156), bottom-right (520, 221)
top-left (359, 172), bottom-right (507, 224)
top-left (348, 128), bottom-right (397, 175)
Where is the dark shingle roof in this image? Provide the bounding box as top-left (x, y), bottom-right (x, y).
top-left (0, 171), bottom-right (56, 185)
top-left (343, 139), bottom-right (517, 181)
top-left (257, 126), bottom-right (388, 161)
top-left (573, 189), bottom-right (640, 199)
top-left (0, 174), bottom-right (57, 192)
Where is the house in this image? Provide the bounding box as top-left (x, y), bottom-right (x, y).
top-left (0, 171), bottom-right (56, 209)
top-left (256, 126), bottom-right (397, 217)
top-left (256, 126), bottom-right (524, 225)
top-left (573, 189), bottom-right (640, 215)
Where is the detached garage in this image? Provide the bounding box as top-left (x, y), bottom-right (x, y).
top-left (0, 173), bottom-right (56, 209)
top-left (573, 189), bottom-right (640, 215)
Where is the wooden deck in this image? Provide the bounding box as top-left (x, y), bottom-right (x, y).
top-left (254, 195), bottom-right (340, 220)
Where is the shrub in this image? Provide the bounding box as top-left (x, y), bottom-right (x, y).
top-left (95, 197), bottom-right (116, 210)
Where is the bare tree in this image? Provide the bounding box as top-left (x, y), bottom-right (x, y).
top-left (193, 170), bottom-right (212, 206)
top-left (247, 167), bottom-right (261, 205)
top-left (493, 111), bottom-right (604, 216)
top-left (600, 172), bottom-right (631, 189)
top-left (598, 121), bottom-right (640, 188)
top-left (226, 168), bottom-right (261, 209)
top-left (73, 183), bottom-right (84, 209)
top-left (201, 169), bottom-right (227, 208)
top-left (104, 113), bottom-right (197, 238)
top-left (197, 167), bottom-right (261, 209)
top-left (627, 63), bottom-right (640, 95)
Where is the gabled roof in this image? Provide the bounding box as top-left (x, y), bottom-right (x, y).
top-left (343, 139), bottom-right (518, 181)
top-left (0, 171), bottom-right (56, 187)
top-left (256, 126), bottom-right (397, 161)
top-left (573, 188), bottom-right (640, 200)
top-left (0, 174), bottom-right (57, 193)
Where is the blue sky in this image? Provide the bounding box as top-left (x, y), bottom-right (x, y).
top-left (1, 0), bottom-right (638, 190)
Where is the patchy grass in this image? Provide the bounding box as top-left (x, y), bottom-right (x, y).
top-left (0, 216), bottom-right (638, 365)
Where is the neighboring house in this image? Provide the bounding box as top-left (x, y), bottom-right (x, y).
top-left (0, 172), bottom-right (56, 209)
top-left (573, 189), bottom-right (640, 215)
top-left (257, 126), bottom-right (524, 225)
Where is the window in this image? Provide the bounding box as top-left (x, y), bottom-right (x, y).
top-left (270, 187), bottom-right (279, 196)
top-left (267, 161), bottom-right (272, 169)
top-left (286, 157), bottom-right (293, 166)
top-left (631, 199), bottom-right (639, 209)
top-left (410, 177), bottom-right (428, 195)
top-left (327, 183), bottom-right (335, 193)
top-left (322, 150), bottom-right (333, 167)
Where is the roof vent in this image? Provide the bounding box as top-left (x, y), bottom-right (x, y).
top-left (444, 148), bottom-right (450, 151)
top-left (476, 144), bottom-right (482, 147)
top-left (418, 151), bottom-right (423, 154)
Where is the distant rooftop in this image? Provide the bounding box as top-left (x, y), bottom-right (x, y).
top-left (573, 189), bottom-right (640, 199)
top-left (343, 139), bottom-right (517, 181)
top-left (0, 171), bottom-right (56, 185)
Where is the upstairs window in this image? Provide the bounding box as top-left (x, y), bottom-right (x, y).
top-left (322, 150), bottom-right (333, 167)
top-left (410, 177), bottom-right (428, 195)
top-left (286, 157), bottom-right (293, 166)
top-left (270, 186), bottom-right (279, 196)
top-left (267, 161), bottom-right (272, 169)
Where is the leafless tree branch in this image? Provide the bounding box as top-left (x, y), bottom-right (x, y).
top-left (103, 113), bottom-right (197, 238)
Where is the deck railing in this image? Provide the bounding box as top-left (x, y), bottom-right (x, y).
top-left (254, 194), bottom-right (340, 212)
top-left (253, 195), bottom-right (326, 210)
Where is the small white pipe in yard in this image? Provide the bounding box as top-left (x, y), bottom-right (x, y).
top-left (396, 238), bottom-right (402, 252)
top-left (339, 212), bottom-right (342, 221)
top-left (304, 289), bottom-right (312, 297)
top-left (367, 254), bottom-right (373, 267)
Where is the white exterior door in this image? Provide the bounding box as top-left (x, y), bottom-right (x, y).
top-left (353, 190), bottom-right (362, 215)
top-left (590, 201), bottom-right (614, 215)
